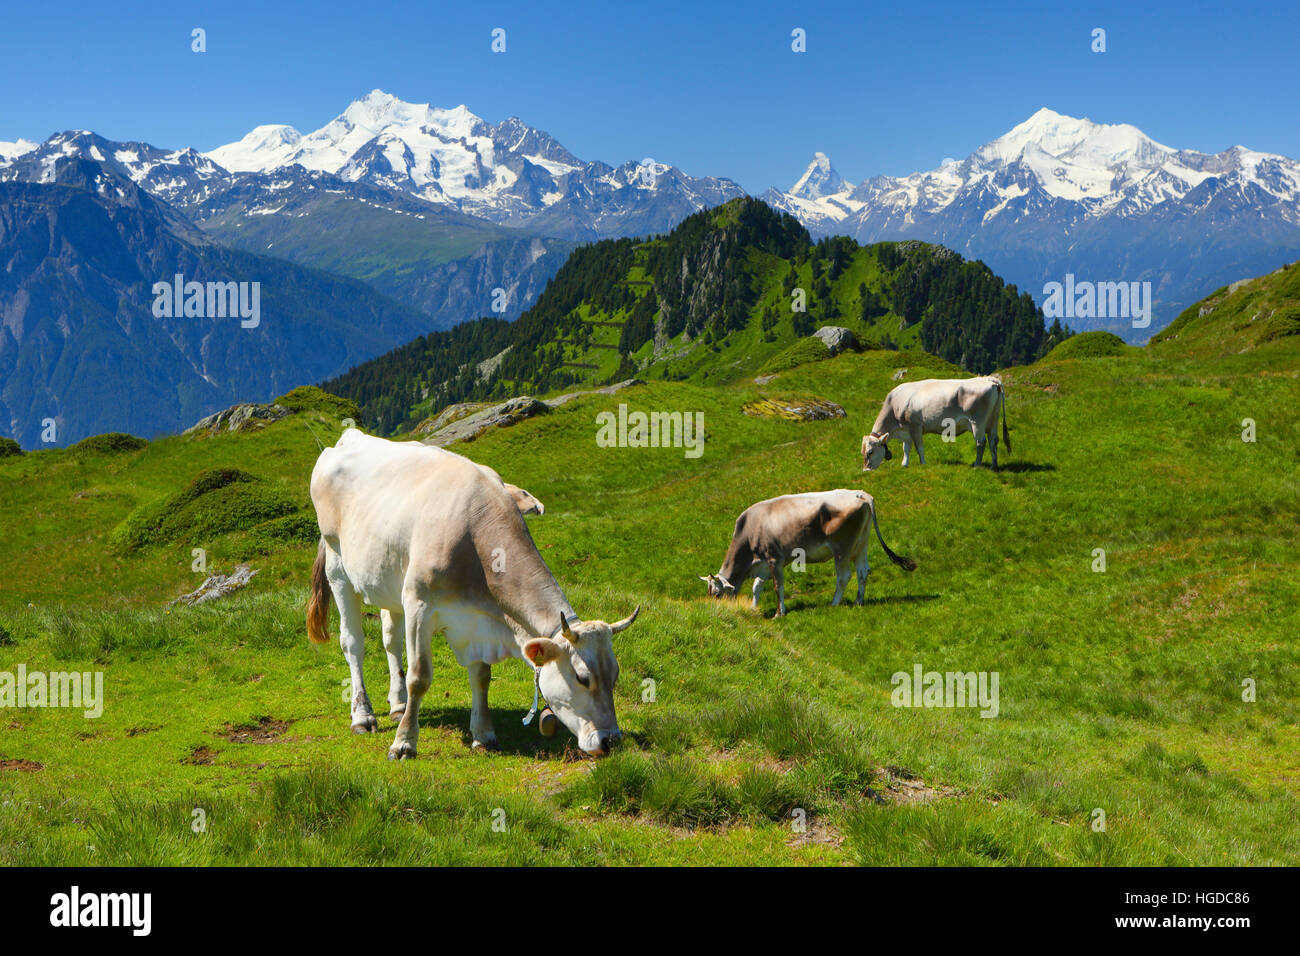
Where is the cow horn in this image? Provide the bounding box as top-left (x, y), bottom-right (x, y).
top-left (560, 615), bottom-right (577, 642)
top-left (610, 605), bottom-right (640, 634)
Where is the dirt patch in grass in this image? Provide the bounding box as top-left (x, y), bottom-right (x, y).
top-left (868, 766), bottom-right (961, 805)
top-left (126, 725), bottom-right (161, 737)
top-left (786, 818), bottom-right (845, 850)
top-left (184, 746), bottom-right (217, 765)
top-left (1, 758), bottom-right (44, 771)
top-left (221, 716), bottom-right (293, 743)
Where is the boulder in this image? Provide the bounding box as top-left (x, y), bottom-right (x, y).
top-left (186, 403), bottom-right (291, 435)
top-left (812, 326), bottom-right (859, 356)
top-left (420, 379), bottom-right (643, 446)
top-left (743, 395), bottom-right (846, 422)
top-left (169, 565), bottom-right (259, 606)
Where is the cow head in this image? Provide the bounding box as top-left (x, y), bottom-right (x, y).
top-left (861, 433), bottom-right (893, 471)
top-left (523, 607), bottom-right (638, 756)
top-left (698, 573), bottom-right (736, 598)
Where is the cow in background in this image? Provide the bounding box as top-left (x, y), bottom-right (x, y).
top-left (862, 376), bottom-right (1009, 470)
top-left (701, 489), bottom-right (915, 617)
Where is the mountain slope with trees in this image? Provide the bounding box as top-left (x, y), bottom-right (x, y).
top-left (325, 197), bottom-right (1065, 434)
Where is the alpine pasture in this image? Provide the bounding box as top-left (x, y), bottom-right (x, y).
top-left (1, 329), bottom-right (1298, 866)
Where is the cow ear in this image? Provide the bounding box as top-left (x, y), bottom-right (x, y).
top-left (524, 638), bottom-right (564, 666)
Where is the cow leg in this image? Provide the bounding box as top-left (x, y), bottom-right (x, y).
top-left (381, 608), bottom-right (407, 721)
top-left (751, 576), bottom-right (765, 610)
top-left (389, 596), bottom-right (434, 761)
top-left (900, 439), bottom-right (912, 467)
top-left (855, 551), bottom-right (871, 606)
top-left (973, 421), bottom-right (986, 468)
top-left (327, 556), bottom-right (378, 734)
top-left (771, 560), bottom-right (787, 617)
top-left (831, 553), bottom-right (851, 607)
top-left (467, 661), bottom-right (498, 752)
top-left (914, 430), bottom-right (927, 465)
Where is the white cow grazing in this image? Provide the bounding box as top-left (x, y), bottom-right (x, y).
top-left (308, 429), bottom-right (638, 759)
top-left (368, 461), bottom-right (545, 732)
top-left (861, 375), bottom-right (1009, 470)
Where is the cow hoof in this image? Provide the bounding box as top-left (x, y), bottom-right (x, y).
top-left (471, 736), bottom-right (500, 753)
top-left (388, 707), bottom-right (406, 721)
top-left (351, 715), bottom-right (379, 734)
top-left (387, 742), bottom-right (417, 761)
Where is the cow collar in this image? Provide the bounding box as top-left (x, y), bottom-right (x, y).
top-left (522, 668), bottom-right (544, 726)
top-left (522, 614), bottom-right (579, 726)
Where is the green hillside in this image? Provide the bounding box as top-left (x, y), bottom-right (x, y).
top-left (1151, 260), bottom-right (1300, 357)
top-left (324, 198), bottom-right (1068, 435)
top-left (2, 316), bottom-right (1297, 864)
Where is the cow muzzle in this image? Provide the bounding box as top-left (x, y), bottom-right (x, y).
top-left (582, 728), bottom-right (622, 756)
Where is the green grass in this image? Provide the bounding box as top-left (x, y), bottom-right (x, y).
top-left (2, 330), bottom-right (1299, 865)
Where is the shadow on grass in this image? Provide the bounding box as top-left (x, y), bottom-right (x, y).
top-left (933, 460), bottom-right (1056, 473)
top-left (756, 593), bottom-right (939, 616)
top-left (996, 461), bottom-right (1056, 474)
top-left (412, 704), bottom-right (586, 759)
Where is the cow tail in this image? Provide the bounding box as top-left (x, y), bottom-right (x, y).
top-left (999, 381), bottom-right (1011, 454)
top-left (306, 536), bottom-right (332, 645)
top-left (871, 503), bottom-right (917, 572)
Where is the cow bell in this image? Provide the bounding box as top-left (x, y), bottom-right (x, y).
top-left (539, 708), bottom-right (557, 737)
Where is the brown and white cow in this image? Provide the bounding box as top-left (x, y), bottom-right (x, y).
top-left (700, 489), bottom-right (915, 617)
top-left (308, 429), bottom-right (637, 758)
top-left (861, 376), bottom-right (1009, 470)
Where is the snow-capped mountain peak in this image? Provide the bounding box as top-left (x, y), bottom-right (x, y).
top-left (207, 125), bottom-right (303, 172)
top-left (769, 107), bottom-right (1300, 225)
top-left (197, 89), bottom-right (743, 224)
top-left (0, 138), bottom-right (37, 162)
top-left (789, 152), bottom-right (844, 199)
top-left (761, 107), bottom-right (1300, 340)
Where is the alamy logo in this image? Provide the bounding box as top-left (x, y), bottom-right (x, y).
top-left (891, 664), bottom-right (999, 718)
top-left (0, 665), bottom-right (103, 718)
top-left (152, 274), bottom-right (260, 328)
top-left (596, 404), bottom-right (704, 459)
top-left (1042, 274), bottom-right (1151, 329)
top-left (50, 886), bottom-right (151, 936)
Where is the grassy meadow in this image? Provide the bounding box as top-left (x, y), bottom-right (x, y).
top-left (1, 329), bottom-right (1298, 865)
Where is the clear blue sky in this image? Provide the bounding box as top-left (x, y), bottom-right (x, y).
top-left (1, 0), bottom-right (1295, 192)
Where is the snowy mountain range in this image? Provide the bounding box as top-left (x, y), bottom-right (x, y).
top-left (0, 90), bottom-right (744, 240)
top-left (764, 109), bottom-right (1300, 338)
top-left (0, 90), bottom-right (745, 330)
top-left (201, 89), bottom-right (744, 234)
